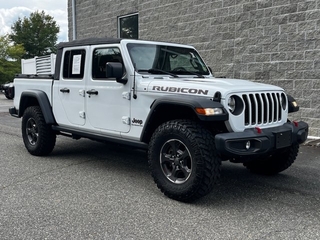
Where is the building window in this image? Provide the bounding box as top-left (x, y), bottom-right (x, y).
top-left (118, 13), bottom-right (138, 39)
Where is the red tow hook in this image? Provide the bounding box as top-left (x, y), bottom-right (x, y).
top-left (255, 127), bottom-right (262, 134)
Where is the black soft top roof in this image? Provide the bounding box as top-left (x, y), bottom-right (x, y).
top-left (57, 37), bottom-right (122, 49)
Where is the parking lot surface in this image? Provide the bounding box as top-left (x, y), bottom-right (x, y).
top-left (0, 94), bottom-right (319, 239)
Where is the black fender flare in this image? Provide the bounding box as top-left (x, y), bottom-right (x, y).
top-left (19, 90), bottom-right (56, 124)
top-left (140, 95), bottom-right (228, 142)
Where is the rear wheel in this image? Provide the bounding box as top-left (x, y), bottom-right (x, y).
top-left (22, 106), bottom-right (56, 156)
top-left (148, 120), bottom-right (221, 202)
top-left (243, 143), bottom-right (299, 175)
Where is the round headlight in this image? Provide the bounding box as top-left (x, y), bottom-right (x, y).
top-left (228, 96), bottom-right (236, 113)
top-left (227, 95), bottom-right (244, 115)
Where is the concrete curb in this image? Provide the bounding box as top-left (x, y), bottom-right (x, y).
top-left (304, 139), bottom-right (320, 148)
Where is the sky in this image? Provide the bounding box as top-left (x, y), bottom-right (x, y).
top-left (0, 0), bottom-right (68, 42)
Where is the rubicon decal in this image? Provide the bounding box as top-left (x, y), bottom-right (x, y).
top-left (152, 86), bottom-right (209, 95)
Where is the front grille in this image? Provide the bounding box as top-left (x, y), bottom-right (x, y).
top-left (242, 92), bottom-right (282, 126)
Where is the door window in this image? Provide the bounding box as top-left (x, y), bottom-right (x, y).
top-left (63, 49), bottom-right (86, 79)
top-left (92, 47), bottom-right (123, 79)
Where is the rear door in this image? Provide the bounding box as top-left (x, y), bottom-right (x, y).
top-left (52, 47), bottom-right (87, 126)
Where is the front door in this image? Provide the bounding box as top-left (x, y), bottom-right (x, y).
top-left (85, 46), bottom-right (131, 133)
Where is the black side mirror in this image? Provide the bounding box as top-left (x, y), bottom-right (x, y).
top-left (106, 62), bottom-right (128, 84)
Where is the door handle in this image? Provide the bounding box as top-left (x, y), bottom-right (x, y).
top-left (86, 89), bottom-right (98, 95)
top-left (60, 88), bottom-right (70, 93)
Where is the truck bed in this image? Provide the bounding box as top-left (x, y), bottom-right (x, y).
top-left (13, 76), bottom-right (54, 111)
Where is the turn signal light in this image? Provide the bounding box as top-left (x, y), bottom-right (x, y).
top-left (195, 108), bottom-right (223, 116)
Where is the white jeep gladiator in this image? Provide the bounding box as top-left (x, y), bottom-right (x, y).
top-left (10, 38), bottom-right (309, 201)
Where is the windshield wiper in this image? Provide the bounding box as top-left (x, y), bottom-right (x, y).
top-left (138, 69), bottom-right (179, 78)
top-left (171, 69), bottom-right (205, 78)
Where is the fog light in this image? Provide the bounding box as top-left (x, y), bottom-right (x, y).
top-left (245, 141), bottom-right (251, 150)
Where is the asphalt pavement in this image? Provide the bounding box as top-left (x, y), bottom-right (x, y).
top-left (0, 94), bottom-right (319, 240)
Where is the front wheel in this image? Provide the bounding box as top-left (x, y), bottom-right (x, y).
top-left (148, 120), bottom-right (221, 202)
top-left (243, 143), bottom-right (299, 175)
top-left (22, 106), bottom-right (56, 156)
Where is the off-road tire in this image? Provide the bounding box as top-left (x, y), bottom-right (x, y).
top-left (22, 106), bottom-right (56, 156)
top-left (4, 89), bottom-right (14, 100)
top-left (148, 120), bottom-right (221, 202)
top-left (5, 93), bottom-right (13, 100)
top-left (243, 143), bottom-right (299, 175)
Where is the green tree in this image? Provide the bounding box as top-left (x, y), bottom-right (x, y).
top-left (10, 10), bottom-right (59, 58)
top-left (0, 35), bottom-right (25, 84)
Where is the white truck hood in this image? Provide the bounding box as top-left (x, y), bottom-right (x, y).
top-left (146, 77), bottom-right (284, 98)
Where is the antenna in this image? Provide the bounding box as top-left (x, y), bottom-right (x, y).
top-left (133, 63), bottom-right (137, 99)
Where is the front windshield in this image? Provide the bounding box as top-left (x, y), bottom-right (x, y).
top-left (127, 43), bottom-right (210, 76)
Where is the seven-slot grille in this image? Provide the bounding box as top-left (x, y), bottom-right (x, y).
top-left (242, 92), bottom-right (283, 127)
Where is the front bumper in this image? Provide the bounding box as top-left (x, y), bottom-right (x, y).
top-left (215, 121), bottom-right (308, 158)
